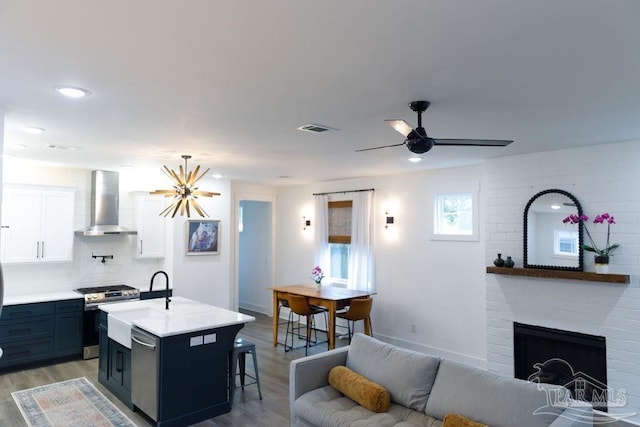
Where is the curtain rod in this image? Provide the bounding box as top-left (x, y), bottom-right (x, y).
top-left (312, 188), bottom-right (375, 196)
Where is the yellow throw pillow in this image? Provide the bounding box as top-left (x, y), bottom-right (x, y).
top-left (443, 413), bottom-right (488, 427)
top-left (328, 365), bottom-right (391, 413)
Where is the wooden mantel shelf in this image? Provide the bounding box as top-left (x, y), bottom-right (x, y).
top-left (486, 266), bottom-right (630, 284)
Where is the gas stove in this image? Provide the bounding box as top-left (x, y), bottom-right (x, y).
top-left (75, 284), bottom-right (140, 310)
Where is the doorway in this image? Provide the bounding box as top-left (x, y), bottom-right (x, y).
top-left (237, 200), bottom-right (273, 315)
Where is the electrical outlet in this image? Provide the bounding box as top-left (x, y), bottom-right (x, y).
top-left (411, 323), bottom-right (417, 333)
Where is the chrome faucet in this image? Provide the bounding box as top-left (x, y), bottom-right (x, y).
top-left (150, 270), bottom-right (171, 310)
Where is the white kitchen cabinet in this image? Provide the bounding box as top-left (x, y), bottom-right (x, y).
top-left (1, 186), bottom-right (75, 263)
top-left (133, 194), bottom-right (165, 258)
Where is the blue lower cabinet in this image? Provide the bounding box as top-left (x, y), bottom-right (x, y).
top-left (0, 337), bottom-right (54, 368)
top-left (146, 323), bottom-right (243, 427)
top-left (0, 299), bottom-right (83, 370)
top-left (98, 311), bottom-right (133, 408)
top-left (54, 300), bottom-right (83, 357)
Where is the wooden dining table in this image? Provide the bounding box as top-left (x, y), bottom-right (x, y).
top-left (270, 284), bottom-right (376, 350)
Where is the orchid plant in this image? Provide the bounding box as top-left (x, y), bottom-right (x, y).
top-left (563, 213), bottom-right (619, 258)
top-left (311, 266), bottom-right (324, 284)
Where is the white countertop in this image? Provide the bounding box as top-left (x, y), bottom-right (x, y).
top-left (100, 296), bottom-right (255, 338)
top-left (4, 291), bottom-right (83, 306)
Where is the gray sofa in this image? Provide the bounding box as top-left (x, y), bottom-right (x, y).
top-left (289, 333), bottom-right (592, 427)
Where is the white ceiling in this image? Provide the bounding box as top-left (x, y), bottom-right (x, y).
top-left (2, 1), bottom-right (639, 186)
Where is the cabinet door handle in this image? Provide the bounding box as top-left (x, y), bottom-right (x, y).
top-left (0, 225), bottom-right (9, 228)
top-left (36, 241), bottom-right (40, 258)
top-left (140, 240), bottom-right (143, 255)
top-left (115, 351), bottom-right (122, 372)
top-left (41, 241), bottom-right (45, 258)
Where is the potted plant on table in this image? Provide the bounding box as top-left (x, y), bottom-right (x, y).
top-left (563, 213), bottom-right (619, 274)
top-left (311, 266), bottom-right (324, 290)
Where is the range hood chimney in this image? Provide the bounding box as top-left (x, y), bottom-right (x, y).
top-left (75, 171), bottom-right (137, 236)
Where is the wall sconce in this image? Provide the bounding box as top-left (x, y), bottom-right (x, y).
top-left (385, 211), bottom-right (394, 229)
top-left (303, 216), bottom-right (311, 230)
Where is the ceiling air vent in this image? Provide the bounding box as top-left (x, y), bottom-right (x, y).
top-left (297, 123), bottom-right (332, 133)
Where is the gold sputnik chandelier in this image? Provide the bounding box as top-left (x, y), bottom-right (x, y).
top-left (150, 155), bottom-right (220, 218)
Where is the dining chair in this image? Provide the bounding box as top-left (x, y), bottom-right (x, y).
top-left (336, 296), bottom-right (373, 343)
top-left (284, 294), bottom-right (328, 356)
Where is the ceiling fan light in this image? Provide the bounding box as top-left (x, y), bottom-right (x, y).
top-left (385, 119), bottom-right (413, 137)
top-left (408, 156), bottom-right (422, 163)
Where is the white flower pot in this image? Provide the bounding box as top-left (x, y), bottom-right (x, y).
top-left (595, 263), bottom-right (609, 274)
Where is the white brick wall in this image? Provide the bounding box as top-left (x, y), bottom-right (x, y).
top-left (485, 140), bottom-right (640, 422)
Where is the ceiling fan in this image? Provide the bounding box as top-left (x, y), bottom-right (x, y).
top-left (356, 101), bottom-right (513, 154)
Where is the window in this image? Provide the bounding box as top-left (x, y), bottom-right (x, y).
top-left (554, 229), bottom-right (579, 257)
top-left (329, 243), bottom-right (350, 280)
top-left (434, 193), bottom-right (473, 235)
top-left (328, 200), bottom-right (352, 284)
top-left (430, 183), bottom-right (479, 241)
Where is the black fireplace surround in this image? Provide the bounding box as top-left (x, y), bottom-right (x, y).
top-left (514, 322), bottom-right (608, 411)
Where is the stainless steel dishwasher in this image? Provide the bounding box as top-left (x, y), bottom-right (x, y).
top-left (131, 327), bottom-right (160, 421)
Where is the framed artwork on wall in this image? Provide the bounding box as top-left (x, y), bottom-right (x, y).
top-left (186, 220), bottom-right (220, 255)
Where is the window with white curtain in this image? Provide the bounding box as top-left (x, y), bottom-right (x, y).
top-left (314, 192), bottom-right (374, 291)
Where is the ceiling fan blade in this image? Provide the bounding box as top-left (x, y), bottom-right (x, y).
top-left (385, 119), bottom-right (413, 137)
top-left (432, 138), bottom-right (513, 147)
top-left (356, 142), bottom-right (406, 152)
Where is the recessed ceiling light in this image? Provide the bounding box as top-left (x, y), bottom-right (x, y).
top-left (550, 204), bottom-right (561, 210)
top-left (408, 156), bottom-right (422, 163)
top-left (22, 126), bottom-right (46, 134)
top-left (53, 85), bottom-right (91, 98)
top-left (45, 144), bottom-right (78, 150)
top-left (212, 173), bottom-right (222, 179)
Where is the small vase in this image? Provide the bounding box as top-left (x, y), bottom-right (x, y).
top-left (494, 253), bottom-right (505, 267)
top-left (504, 256), bottom-right (515, 268)
top-left (314, 281), bottom-right (322, 290)
top-left (595, 255), bottom-right (609, 274)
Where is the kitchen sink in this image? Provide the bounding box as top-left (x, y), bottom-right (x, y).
top-left (107, 307), bottom-right (167, 348)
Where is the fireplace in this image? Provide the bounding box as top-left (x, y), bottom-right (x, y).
top-left (514, 322), bottom-right (608, 411)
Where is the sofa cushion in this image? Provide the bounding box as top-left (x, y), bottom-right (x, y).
top-left (329, 366), bottom-right (391, 413)
top-left (345, 333), bottom-right (440, 412)
top-left (442, 413), bottom-right (487, 427)
top-left (425, 359), bottom-right (566, 427)
top-left (294, 385), bottom-right (443, 427)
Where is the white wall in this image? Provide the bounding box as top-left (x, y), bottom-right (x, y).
top-left (276, 166), bottom-right (488, 367)
top-left (484, 140), bottom-right (640, 422)
top-left (170, 177), bottom-right (232, 308)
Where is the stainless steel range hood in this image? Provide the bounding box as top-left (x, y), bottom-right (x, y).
top-left (76, 170), bottom-right (137, 236)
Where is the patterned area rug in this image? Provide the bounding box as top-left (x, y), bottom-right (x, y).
top-left (11, 377), bottom-right (136, 427)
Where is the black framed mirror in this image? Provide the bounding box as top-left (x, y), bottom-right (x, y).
top-left (524, 189), bottom-right (583, 271)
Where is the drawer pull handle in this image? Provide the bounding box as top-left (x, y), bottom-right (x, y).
top-left (7, 350), bottom-right (30, 358)
top-left (9, 328), bottom-right (31, 335)
top-left (9, 311), bottom-right (32, 318)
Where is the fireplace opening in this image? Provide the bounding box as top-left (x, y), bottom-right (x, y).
top-left (514, 322), bottom-right (607, 411)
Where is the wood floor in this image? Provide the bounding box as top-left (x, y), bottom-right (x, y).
top-left (0, 310), bottom-right (346, 426)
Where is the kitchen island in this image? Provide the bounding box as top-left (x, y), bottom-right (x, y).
top-left (98, 297), bottom-right (254, 427)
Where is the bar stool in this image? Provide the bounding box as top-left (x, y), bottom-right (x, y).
top-left (230, 338), bottom-right (263, 402)
top-left (285, 294), bottom-right (328, 356)
top-left (336, 296), bottom-right (373, 343)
